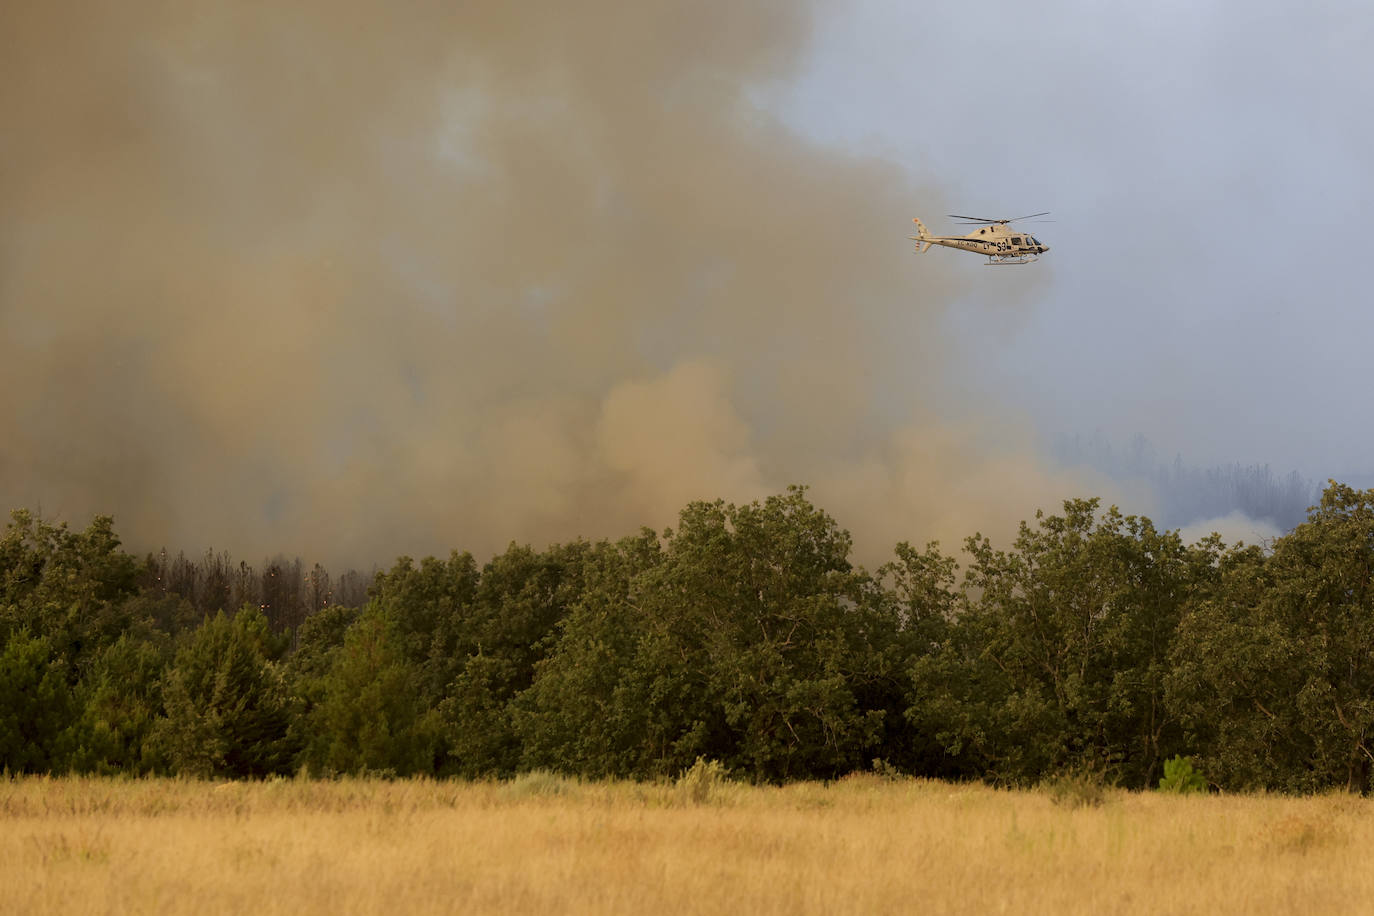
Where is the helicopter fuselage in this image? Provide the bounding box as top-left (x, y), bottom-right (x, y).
top-left (910, 217), bottom-right (1050, 265)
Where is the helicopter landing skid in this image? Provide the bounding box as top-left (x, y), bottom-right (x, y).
top-left (985, 255), bottom-right (1037, 266)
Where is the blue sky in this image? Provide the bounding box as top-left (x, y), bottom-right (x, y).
top-left (781, 0), bottom-right (1374, 480)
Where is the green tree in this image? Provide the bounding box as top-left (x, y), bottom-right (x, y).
top-left (1168, 483), bottom-right (1374, 792)
top-left (368, 551), bottom-right (480, 696)
top-left (285, 603), bottom-right (360, 770)
top-left (369, 540), bottom-right (602, 776)
top-left (68, 634), bottom-right (171, 775)
top-left (0, 630), bottom-right (77, 772)
top-left (296, 609), bottom-right (437, 776)
top-left (518, 488), bottom-right (901, 782)
top-left (0, 509), bottom-right (141, 676)
top-left (432, 540), bottom-right (597, 775)
top-left (150, 607), bottom-right (294, 778)
top-left (912, 500), bottom-right (1214, 787)
top-left (876, 541), bottom-right (962, 776)
top-left (288, 603), bottom-right (360, 686)
top-left (512, 531), bottom-right (663, 777)
top-left (437, 652), bottom-right (522, 777)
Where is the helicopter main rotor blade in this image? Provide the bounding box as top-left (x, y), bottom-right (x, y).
top-left (948, 211), bottom-right (1052, 225)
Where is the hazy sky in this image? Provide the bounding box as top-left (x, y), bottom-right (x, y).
top-left (3, 0), bottom-right (1368, 566)
top-left (784, 0), bottom-right (1374, 480)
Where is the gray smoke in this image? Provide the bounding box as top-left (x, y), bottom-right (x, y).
top-left (1, 0), bottom-right (1114, 566)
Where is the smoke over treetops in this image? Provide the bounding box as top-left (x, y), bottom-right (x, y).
top-left (1, 0), bottom-right (1113, 566)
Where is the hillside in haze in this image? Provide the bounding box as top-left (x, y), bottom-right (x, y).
top-left (1053, 432), bottom-right (1319, 536)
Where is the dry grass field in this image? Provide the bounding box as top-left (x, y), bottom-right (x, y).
top-left (3, 773), bottom-right (1371, 915)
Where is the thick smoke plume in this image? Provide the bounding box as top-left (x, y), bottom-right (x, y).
top-left (1, 0), bottom-right (1109, 566)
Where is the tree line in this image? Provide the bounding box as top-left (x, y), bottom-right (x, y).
top-left (141, 548), bottom-right (374, 634)
top-left (3, 482), bottom-right (1372, 792)
top-left (1053, 431), bottom-right (1318, 531)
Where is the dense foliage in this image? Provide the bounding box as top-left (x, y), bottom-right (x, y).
top-left (3, 483), bottom-right (1372, 792)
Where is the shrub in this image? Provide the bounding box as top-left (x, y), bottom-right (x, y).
top-left (1158, 755), bottom-right (1207, 794)
top-left (503, 769), bottom-right (572, 798)
top-left (1042, 768), bottom-right (1109, 809)
top-left (871, 758), bottom-right (904, 780)
top-left (676, 757), bottom-right (729, 805)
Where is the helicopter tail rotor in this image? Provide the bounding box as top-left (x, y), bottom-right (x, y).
top-left (909, 217), bottom-right (933, 253)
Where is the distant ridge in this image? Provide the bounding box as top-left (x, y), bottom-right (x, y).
top-left (1052, 432), bottom-right (1321, 533)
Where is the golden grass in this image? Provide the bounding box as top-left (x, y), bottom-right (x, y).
top-left (3, 773), bottom-right (1372, 915)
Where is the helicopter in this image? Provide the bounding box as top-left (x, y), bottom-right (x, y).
top-left (909, 212), bottom-right (1051, 265)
